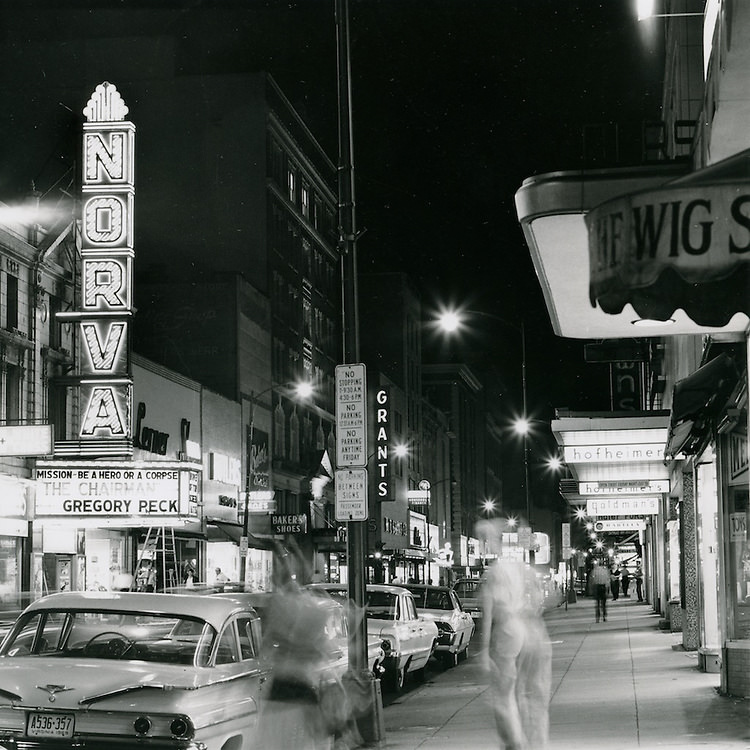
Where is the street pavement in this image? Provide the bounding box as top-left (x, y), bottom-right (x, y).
top-left (380, 596), bottom-right (750, 749)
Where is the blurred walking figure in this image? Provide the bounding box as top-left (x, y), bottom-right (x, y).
top-left (479, 519), bottom-right (551, 750)
top-left (634, 562), bottom-right (644, 602)
top-left (589, 560), bottom-right (610, 622)
top-left (620, 566), bottom-right (631, 598)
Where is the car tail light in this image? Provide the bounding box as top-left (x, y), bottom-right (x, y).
top-left (170, 716), bottom-right (193, 738)
top-left (133, 716), bottom-right (152, 735)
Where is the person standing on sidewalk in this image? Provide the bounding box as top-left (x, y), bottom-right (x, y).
top-left (479, 519), bottom-right (551, 750)
top-left (633, 562), bottom-right (644, 601)
top-left (620, 566), bottom-right (631, 598)
top-left (589, 560), bottom-right (610, 622)
top-left (609, 564), bottom-right (621, 601)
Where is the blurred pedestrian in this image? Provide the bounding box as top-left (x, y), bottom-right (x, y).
top-left (609, 564), bottom-right (621, 601)
top-left (213, 567), bottom-right (229, 591)
top-left (634, 562), bottom-right (644, 602)
top-left (620, 566), bottom-right (631, 598)
top-left (479, 519), bottom-right (551, 750)
top-left (589, 560), bottom-right (609, 623)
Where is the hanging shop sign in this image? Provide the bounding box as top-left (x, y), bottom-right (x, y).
top-left (564, 443), bottom-right (665, 463)
top-left (271, 513), bottom-right (307, 534)
top-left (588, 182), bottom-right (750, 326)
top-left (594, 519), bottom-right (647, 532)
top-left (579, 479), bottom-right (670, 496)
top-left (35, 461), bottom-right (196, 517)
top-left (587, 496), bottom-right (660, 516)
top-left (58, 82), bottom-right (135, 453)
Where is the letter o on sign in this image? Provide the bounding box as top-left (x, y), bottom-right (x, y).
top-left (84, 196), bottom-right (125, 244)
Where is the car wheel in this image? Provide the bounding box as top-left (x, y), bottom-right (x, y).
top-left (387, 663), bottom-right (406, 694)
top-left (443, 650), bottom-right (459, 669)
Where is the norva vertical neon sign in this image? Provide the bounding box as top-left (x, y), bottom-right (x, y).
top-left (69, 82), bottom-right (135, 449)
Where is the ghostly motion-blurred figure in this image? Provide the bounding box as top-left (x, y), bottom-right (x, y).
top-left (479, 520), bottom-right (552, 750)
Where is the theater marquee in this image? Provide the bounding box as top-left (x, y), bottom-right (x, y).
top-left (35, 461), bottom-right (196, 519)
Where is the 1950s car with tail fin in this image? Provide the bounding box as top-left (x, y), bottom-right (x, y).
top-left (0, 591), bottom-right (265, 749)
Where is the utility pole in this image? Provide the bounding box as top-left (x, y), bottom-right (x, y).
top-left (335, 0), bottom-right (384, 744)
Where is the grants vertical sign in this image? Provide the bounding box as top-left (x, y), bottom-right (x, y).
top-left (374, 387), bottom-right (391, 501)
top-left (62, 83), bottom-right (135, 453)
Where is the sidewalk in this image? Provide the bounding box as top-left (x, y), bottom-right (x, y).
top-left (381, 596), bottom-right (750, 749)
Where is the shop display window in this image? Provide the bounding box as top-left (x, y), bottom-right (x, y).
top-left (729, 489), bottom-right (750, 640)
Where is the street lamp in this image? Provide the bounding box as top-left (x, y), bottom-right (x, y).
top-left (239, 380), bottom-right (312, 584)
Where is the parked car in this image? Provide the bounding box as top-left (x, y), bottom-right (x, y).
top-left (212, 591), bottom-right (386, 682)
top-left (402, 583), bottom-right (475, 667)
top-left (307, 583), bottom-right (438, 693)
top-left (452, 577), bottom-right (485, 622)
top-left (0, 590), bottom-right (265, 749)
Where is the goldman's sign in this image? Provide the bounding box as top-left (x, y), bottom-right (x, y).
top-left (60, 83), bottom-right (134, 452)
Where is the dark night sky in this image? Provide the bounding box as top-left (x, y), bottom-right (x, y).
top-left (0, 0), bottom-right (665, 417)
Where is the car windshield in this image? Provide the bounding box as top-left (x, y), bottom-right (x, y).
top-left (365, 591), bottom-right (398, 620)
top-left (0, 609), bottom-right (217, 667)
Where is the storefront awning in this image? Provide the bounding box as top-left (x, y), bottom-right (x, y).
top-left (665, 352), bottom-right (741, 458)
top-left (515, 156), bottom-right (750, 339)
top-left (550, 412), bottom-right (670, 507)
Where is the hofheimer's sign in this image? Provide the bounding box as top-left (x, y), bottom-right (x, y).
top-left (588, 182), bottom-right (750, 326)
top-left (564, 443), bottom-right (665, 463)
top-left (579, 479), bottom-right (670, 495)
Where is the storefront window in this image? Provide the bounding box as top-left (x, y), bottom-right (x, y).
top-left (729, 487), bottom-right (750, 640)
top-left (0, 537), bottom-right (20, 601)
top-left (696, 458), bottom-right (720, 651)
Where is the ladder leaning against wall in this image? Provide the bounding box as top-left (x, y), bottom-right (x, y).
top-left (132, 526), bottom-right (179, 591)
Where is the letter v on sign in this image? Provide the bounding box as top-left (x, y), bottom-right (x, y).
top-left (81, 322), bottom-right (126, 373)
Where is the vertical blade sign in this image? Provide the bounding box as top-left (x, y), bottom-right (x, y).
top-left (79, 82), bottom-right (135, 443)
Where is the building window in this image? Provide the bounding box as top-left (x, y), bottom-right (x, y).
top-left (49, 295), bottom-right (63, 350)
top-left (287, 164), bottom-right (297, 205)
top-left (301, 182), bottom-right (310, 219)
top-left (3, 363), bottom-right (21, 422)
top-left (6, 275), bottom-right (18, 331)
top-left (274, 402), bottom-right (286, 458)
top-left (289, 408), bottom-right (300, 462)
top-left (49, 383), bottom-right (67, 441)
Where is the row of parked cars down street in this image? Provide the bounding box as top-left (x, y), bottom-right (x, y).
top-left (0, 581), bottom-right (478, 749)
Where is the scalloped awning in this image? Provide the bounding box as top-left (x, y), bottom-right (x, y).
top-left (587, 151), bottom-right (750, 327)
top-left (515, 157), bottom-right (750, 339)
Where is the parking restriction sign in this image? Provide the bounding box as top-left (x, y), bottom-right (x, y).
top-left (335, 364), bottom-right (367, 467)
top-left (335, 468), bottom-right (368, 521)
